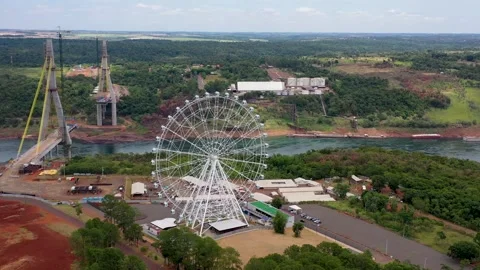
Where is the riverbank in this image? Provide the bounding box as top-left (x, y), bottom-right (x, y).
top-left (3, 125), bottom-right (480, 144)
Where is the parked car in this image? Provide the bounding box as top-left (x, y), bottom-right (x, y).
top-left (314, 219), bottom-right (322, 224)
top-left (306, 216), bottom-right (312, 220)
top-left (300, 213), bottom-right (307, 217)
top-left (300, 219), bottom-right (305, 223)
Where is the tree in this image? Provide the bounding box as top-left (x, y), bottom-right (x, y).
top-left (437, 231), bottom-right (447, 241)
top-left (102, 195), bottom-right (119, 223)
top-left (124, 223), bottom-right (143, 246)
top-left (121, 255), bottom-right (147, 270)
top-left (272, 212), bottom-right (288, 234)
top-left (74, 204), bottom-right (83, 217)
top-left (87, 247), bottom-right (125, 270)
top-left (292, 222), bottom-right (304, 238)
top-left (388, 198), bottom-right (398, 212)
top-left (216, 247), bottom-right (242, 270)
top-left (114, 201), bottom-right (136, 233)
top-left (334, 183), bottom-right (349, 199)
top-left (448, 241), bottom-right (480, 261)
top-left (474, 232), bottom-right (480, 246)
top-left (271, 197), bottom-right (283, 209)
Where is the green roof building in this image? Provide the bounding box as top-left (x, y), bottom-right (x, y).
top-left (247, 201), bottom-right (294, 227)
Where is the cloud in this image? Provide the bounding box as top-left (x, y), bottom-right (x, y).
top-left (136, 3), bottom-right (162, 11)
top-left (296, 7), bottom-right (324, 15)
top-left (136, 3), bottom-right (183, 15)
top-left (424, 16), bottom-right (445, 22)
top-left (28, 4), bottom-right (63, 14)
top-left (261, 8), bottom-right (280, 16)
top-left (189, 7), bottom-right (208, 13)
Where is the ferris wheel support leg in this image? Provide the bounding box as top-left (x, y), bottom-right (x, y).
top-left (217, 162), bottom-right (249, 226)
top-left (199, 158), bottom-right (217, 235)
top-left (182, 160), bottom-right (210, 226)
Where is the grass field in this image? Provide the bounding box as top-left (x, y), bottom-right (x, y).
top-left (217, 229), bottom-right (334, 265)
top-left (204, 74), bottom-right (227, 83)
top-left (426, 88), bottom-right (480, 123)
top-left (0, 67), bottom-right (72, 79)
top-left (54, 204), bottom-right (93, 223)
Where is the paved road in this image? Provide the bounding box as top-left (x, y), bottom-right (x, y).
top-left (1, 197), bottom-right (162, 270)
top-left (295, 204), bottom-right (459, 270)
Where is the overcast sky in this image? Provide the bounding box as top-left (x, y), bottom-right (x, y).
top-left (1, 0), bottom-right (478, 33)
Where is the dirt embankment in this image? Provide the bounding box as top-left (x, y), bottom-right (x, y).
top-left (0, 199), bottom-right (76, 270)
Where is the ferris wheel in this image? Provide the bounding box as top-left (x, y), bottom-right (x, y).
top-left (152, 93), bottom-right (268, 235)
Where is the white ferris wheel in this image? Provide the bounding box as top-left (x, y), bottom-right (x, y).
top-left (152, 93), bottom-right (268, 235)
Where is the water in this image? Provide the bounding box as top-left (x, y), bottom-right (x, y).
top-left (1, 137), bottom-right (480, 163)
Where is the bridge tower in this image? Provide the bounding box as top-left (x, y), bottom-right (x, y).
top-left (17, 39), bottom-right (72, 160)
top-left (96, 40), bottom-right (117, 126)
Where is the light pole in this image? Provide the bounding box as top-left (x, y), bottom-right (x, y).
top-left (385, 239), bottom-right (388, 255)
top-left (424, 257), bottom-right (427, 269)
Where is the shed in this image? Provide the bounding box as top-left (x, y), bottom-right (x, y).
top-left (252, 192), bottom-right (273, 203)
top-left (351, 175), bottom-right (363, 184)
top-left (131, 182), bottom-right (146, 196)
top-left (210, 219), bottom-right (247, 233)
top-left (151, 218), bottom-right (177, 230)
top-left (237, 81), bottom-right (285, 92)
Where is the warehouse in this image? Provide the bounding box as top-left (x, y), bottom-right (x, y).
top-left (278, 186), bottom-right (324, 194)
top-left (210, 219), bottom-right (247, 234)
top-left (283, 192), bottom-right (335, 203)
top-left (293, 177), bottom-right (321, 186)
top-left (255, 179), bottom-right (297, 189)
top-left (237, 81), bottom-right (285, 93)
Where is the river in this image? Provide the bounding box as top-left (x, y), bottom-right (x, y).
top-left (1, 137), bottom-right (480, 163)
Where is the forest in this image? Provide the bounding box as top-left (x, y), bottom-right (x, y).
top-left (63, 147), bottom-right (480, 231)
top-left (2, 36), bottom-right (480, 67)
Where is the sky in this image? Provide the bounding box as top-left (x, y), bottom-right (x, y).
top-left (1, 0), bottom-right (479, 33)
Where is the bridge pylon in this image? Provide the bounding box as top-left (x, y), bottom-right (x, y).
top-left (96, 40), bottom-right (117, 126)
top-left (17, 39), bottom-right (72, 160)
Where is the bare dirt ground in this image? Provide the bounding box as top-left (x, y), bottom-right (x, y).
top-left (267, 68), bottom-right (294, 80)
top-left (217, 228), bottom-right (336, 265)
top-left (66, 67), bottom-right (98, 78)
top-left (0, 199), bottom-right (75, 270)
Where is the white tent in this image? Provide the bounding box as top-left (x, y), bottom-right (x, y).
top-left (131, 182), bottom-right (146, 195)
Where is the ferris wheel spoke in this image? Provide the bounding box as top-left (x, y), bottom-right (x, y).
top-left (162, 126), bottom-right (210, 155)
top-left (219, 156), bottom-right (265, 167)
top-left (220, 122), bottom-right (261, 154)
top-left (158, 148), bottom-right (208, 159)
top-left (217, 100), bottom-right (242, 150)
top-left (156, 159), bottom-right (202, 173)
top-left (218, 160), bottom-right (255, 182)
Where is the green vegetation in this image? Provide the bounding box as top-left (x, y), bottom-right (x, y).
top-left (245, 242), bottom-right (424, 270)
top-left (292, 222), bottom-right (305, 238)
top-left (273, 212), bottom-right (288, 234)
top-left (266, 147), bottom-right (480, 231)
top-left (152, 227), bottom-right (242, 270)
top-left (271, 197), bottom-right (283, 209)
top-left (70, 217), bottom-right (146, 270)
top-left (426, 87), bottom-right (480, 123)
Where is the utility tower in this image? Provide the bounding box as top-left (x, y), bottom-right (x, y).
top-left (96, 40), bottom-right (117, 126)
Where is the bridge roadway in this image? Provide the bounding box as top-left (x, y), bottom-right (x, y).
top-left (7, 125), bottom-right (77, 177)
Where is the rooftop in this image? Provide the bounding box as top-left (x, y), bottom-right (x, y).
top-left (250, 201), bottom-right (288, 217)
top-left (209, 219), bottom-right (247, 232)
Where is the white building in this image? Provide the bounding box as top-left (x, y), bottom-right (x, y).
top-left (279, 186), bottom-right (324, 194)
top-left (297, 77), bottom-right (311, 87)
top-left (283, 192), bottom-right (335, 203)
top-left (237, 81), bottom-right (285, 93)
top-left (287, 78), bottom-right (297, 87)
top-left (131, 182), bottom-right (147, 196)
top-left (255, 179), bottom-right (298, 189)
top-left (310, 78), bottom-right (326, 87)
top-left (252, 192), bottom-right (273, 203)
top-left (293, 177), bottom-right (320, 186)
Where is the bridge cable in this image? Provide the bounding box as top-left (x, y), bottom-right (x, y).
top-left (36, 57), bottom-right (54, 155)
top-left (17, 58), bottom-right (48, 159)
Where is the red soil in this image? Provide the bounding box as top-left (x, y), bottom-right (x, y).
top-left (0, 200), bottom-right (75, 270)
top-left (267, 68), bottom-right (294, 80)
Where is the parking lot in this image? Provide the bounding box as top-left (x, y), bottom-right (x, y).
top-left (132, 203), bottom-right (177, 224)
top-left (286, 204), bottom-right (458, 269)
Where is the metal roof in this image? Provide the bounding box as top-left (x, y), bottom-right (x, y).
top-left (151, 218), bottom-right (176, 229)
top-left (237, 81), bottom-right (285, 91)
top-left (255, 179), bottom-right (297, 189)
top-left (250, 201), bottom-right (287, 217)
top-left (209, 219), bottom-right (247, 231)
top-left (283, 192), bottom-right (335, 203)
top-left (279, 186), bottom-right (324, 194)
top-left (252, 192), bottom-right (273, 202)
